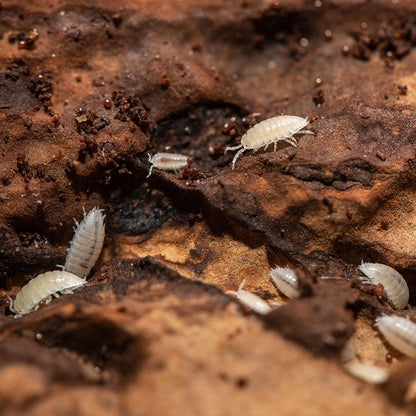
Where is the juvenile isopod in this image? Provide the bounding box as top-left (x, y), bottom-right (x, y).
top-left (225, 115), bottom-right (313, 170)
top-left (375, 315), bottom-right (416, 358)
top-left (226, 279), bottom-right (272, 315)
top-left (343, 361), bottom-right (389, 384)
top-left (147, 152), bottom-right (189, 178)
top-left (358, 263), bottom-right (409, 309)
top-left (63, 207), bottom-right (105, 278)
top-left (9, 270), bottom-right (87, 316)
top-left (269, 266), bottom-right (300, 299)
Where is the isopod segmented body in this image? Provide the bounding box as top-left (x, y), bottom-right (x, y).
top-left (375, 315), bottom-right (416, 358)
top-left (10, 271), bottom-right (87, 316)
top-left (358, 263), bottom-right (409, 309)
top-left (226, 279), bottom-right (272, 315)
top-left (147, 152), bottom-right (189, 178)
top-left (64, 207), bottom-right (105, 278)
top-left (225, 115), bottom-right (313, 170)
top-left (269, 266), bottom-right (299, 299)
top-left (343, 362), bottom-right (389, 384)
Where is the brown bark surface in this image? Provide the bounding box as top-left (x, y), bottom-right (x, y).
top-left (1, 0), bottom-right (416, 414)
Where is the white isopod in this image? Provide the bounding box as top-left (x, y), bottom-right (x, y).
top-left (375, 315), bottom-right (416, 358)
top-left (225, 115), bottom-right (313, 170)
top-left (358, 263), bottom-right (409, 309)
top-left (226, 279), bottom-right (272, 315)
top-left (9, 270), bottom-right (87, 316)
top-left (147, 152), bottom-right (189, 178)
top-left (343, 361), bottom-right (389, 384)
top-left (63, 207), bottom-right (105, 278)
top-left (269, 266), bottom-right (300, 299)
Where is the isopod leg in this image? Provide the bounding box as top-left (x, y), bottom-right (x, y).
top-left (271, 139), bottom-right (296, 151)
top-left (6, 295), bottom-right (17, 314)
top-left (231, 148), bottom-right (245, 170)
top-left (146, 164), bottom-right (154, 179)
top-left (299, 129), bottom-right (314, 135)
top-left (226, 279), bottom-right (246, 297)
top-left (282, 131), bottom-right (298, 146)
top-left (225, 144), bottom-right (243, 153)
top-left (279, 137), bottom-right (298, 148)
top-left (61, 283), bottom-right (85, 295)
top-left (72, 218), bottom-right (79, 231)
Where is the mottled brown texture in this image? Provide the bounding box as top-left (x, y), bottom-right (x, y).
top-left (2, 0), bottom-right (416, 414)
top-left (264, 279), bottom-right (356, 356)
top-left (2, 0), bottom-right (416, 278)
top-left (0, 258), bottom-right (408, 416)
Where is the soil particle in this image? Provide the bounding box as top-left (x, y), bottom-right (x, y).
top-left (264, 279), bottom-right (356, 357)
top-left (75, 108), bottom-right (109, 135)
top-left (28, 74), bottom-right (53, 113)
top-left (2, 1), bottom-right (416, 413)
top-left (8, 29), bottom-right (39, 50)
top-left (112, 91), bottom-right (150, 133)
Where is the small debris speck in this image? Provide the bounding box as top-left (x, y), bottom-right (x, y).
top-left (376, 151), bottom-right (386, 161)
top-left (397, 84), bottom-right (408, 95)
top-left (323, 29), bottom-right (333, 41)
top-left (313, 89), bottom-right (325, 106)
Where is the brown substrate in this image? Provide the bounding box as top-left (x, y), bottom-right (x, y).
top-left (2, 1), bottom-right (416, 414)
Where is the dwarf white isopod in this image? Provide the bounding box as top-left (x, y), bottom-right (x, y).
top-left (225, 115), bottom-right (313, 170)
top-left (63, 207), bottom-right (105, 278)
top-left (358, 263), bottom-right (409, 309)
top-left (269, 266), bottom-right (299, 299)
top-left (343, 361), bottom-right (389, 384)
top-left (375, 315), bottom-right (416, 358)
top-left (10, 270), bottom-right (87, 316)
top-left (226, 279), bottom-right (272, 315)
top-left (147, 152), bottom-right (189, 178)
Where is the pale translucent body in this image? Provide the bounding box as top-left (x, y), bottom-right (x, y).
top-left (147, 152), bottom-right (189, 178)
top-left (227, 279), bottom-right (272, 315)
top-left (270, 266), bottom-right (299, 299)
top-left (358, 263), bottom-right (409, 309)
top-left (12, 271), bottom-right (86, 315)
top-left (225, 115), bottom-right (312, 170)
top-left (343, 362), bottom-right (389, 384)
top-left (64, 208), bottom-right (105, 278)
top-left (376, 315), bottom-right (416, 358)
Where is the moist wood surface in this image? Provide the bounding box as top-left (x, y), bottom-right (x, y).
top-left (2, 1), bottom-right (416, 414)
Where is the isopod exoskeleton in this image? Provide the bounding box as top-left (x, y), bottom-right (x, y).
top-left (375, 315), bottom-right (416, 358)
top-left (226, 279), bottom-right (272, 315)
top-left (225, 115), bottom-right (313, 170)
top-left (10, 270), bottom-right (87, 316)
top-left (269, 266), bottom-right (299, 299)
top-left (147, 152), bottom-right (189, 178)
top-left (64, 207), bottom-right (105, 278)
top-left (358, 263), bottom-right (409, 309)
top-left (343, 361), bottom-right (389, 384)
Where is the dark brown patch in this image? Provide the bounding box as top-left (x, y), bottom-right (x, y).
top-left (263, 279), bottom-right (355, 357)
